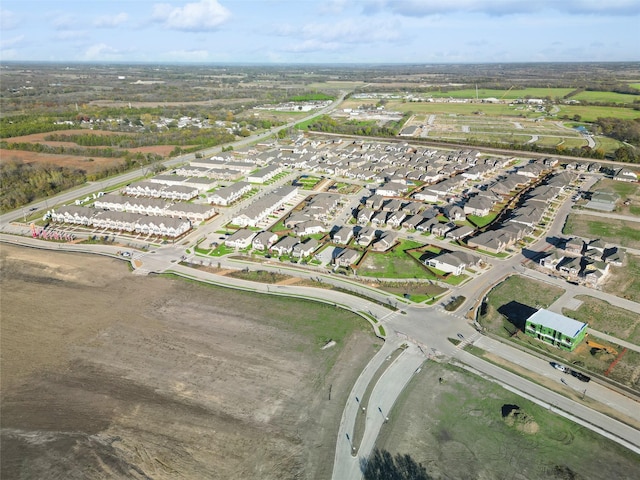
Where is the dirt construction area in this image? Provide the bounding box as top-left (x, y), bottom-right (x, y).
top-left (0, 245), bottom-right (380, 479)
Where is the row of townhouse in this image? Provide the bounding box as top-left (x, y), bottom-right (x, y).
top-left (224, 229), bottom-right (320, 258)
top-left (51, 205), bottom-right (191, 238)
top-left (148, 174), bottom-right (216, 192)
top-left (247, 164), bottom-right (283, 184)
top-left (231, 186), bottom-right (299, 227)
top-left (207, 182), bottom-right (252, 206)
top-left (174, 165), bottom-right (244, 181)
top-left (93, 194), bottom-right (216, 223)
top-left (122, 181), bottom-right (199, 201)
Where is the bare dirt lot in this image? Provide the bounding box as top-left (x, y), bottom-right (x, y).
top-left (0, 149), bottom-right (124, 174)
top-left (1, 245), bottom-right (380, 479)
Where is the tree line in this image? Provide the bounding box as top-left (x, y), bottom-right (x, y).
top-left (0, 158), bottom-right (86, 213)
top-left (305, 113), bottom-right (413, 137)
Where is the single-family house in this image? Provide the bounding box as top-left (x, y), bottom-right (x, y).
top-left (294, 220), bottom-right (327, 237)
top-left (292, 238), bottom-right (319, 258)
top-left (270, 235), bottom-right (299, 256)
top-left (446, 225), bottom-right (475, 240)
top-left (371, 231), bottom-right (398, 251)
top-left (333, 248), bottom-right (360, 267)
top-left (387, 211), bottom-right (407, 228)
top-left (332, 226), bottom-right (354, 244)
top-left (356, 226), bottom-right (377, 246)
top-left (432, 222), bottom-right (456, 237)
top-left (252, 231), bottom-right (279, 251)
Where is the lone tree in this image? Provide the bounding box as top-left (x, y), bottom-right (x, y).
top-left (363, 449), bottom-right (431, 480)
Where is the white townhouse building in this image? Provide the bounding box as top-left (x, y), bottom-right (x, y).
top-left (232, 186), bottom-right (298, 227)
top-left (247, 164), bottom-right (283, 184)
top-left (224, 229), bottom-right (257, 249)
top-left (165, 203), bottom-right (216, 223)
top-left (51, 205), bottom-right (94, 226)
top-left (207, 182), bottom-right (252, 206)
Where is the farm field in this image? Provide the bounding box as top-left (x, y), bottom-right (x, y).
top-left (0, 149), bottom-right (125, 174)
top-left (570, 90), bottom-right (640, 104)
top-left (375, 362), bottom-right (640, 480)
top-left (0, 245), bottom-right (380, 480)
top-left (424, 87), bottom-right (575, 100)
top-left (555, 105), bottom-right (640, 122)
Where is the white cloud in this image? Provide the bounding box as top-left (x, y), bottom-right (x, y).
top-left (1, 34), bottom-right (24, 49)
top-left (282, 39), bottom-right (342, 53)
top-left (94, 12), bottom-right (129, 28)
top-left (319, 0), bottom-right (349, 14)
top-left (83, 43), bottom-right (126, 61)
top-left (364, 0), bottom-right (640, 17)
top-left (54, 30), bottom-right (88, 41)
top-left (52, 13), bottom-right (77, 30)
top-left (166, 49), bottom-right (210, 61)
top-left (0, 8), bottom-right (19, 30)
top-left (274, 18), bottom-right (401, 45)
top-left (152, 0), bottom-right (231, 31)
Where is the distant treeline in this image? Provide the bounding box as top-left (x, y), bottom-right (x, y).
top-left (0, 115), bottom-right (77, 138)
top-left (305, 113), bottom-right (412, 137)
top-left (594, 117), bottom-right (640, 145)
top-left (0, 152), bottom-right (164, 213)
top-left (44, 128), bottom-right (236, 149)
top-left (287, 93), bottom-right (334, 102)
top-left (0, 159), bottom-right (86, 213)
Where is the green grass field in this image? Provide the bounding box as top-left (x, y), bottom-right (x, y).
top-left (562, 296), bottom-right (640, 344)
top-left (357, 241), bottom-right (433, 279)
top-left (556, 105), bottom-right (640, 122)
top-left (571, 91), bottom-right (640, 104)
top-left (393, 101), bottom-right (527, 117)
top-left (603, 254), bottom-right (640, 302)
top-left (479, 275), bottom-right (565, 336)
top-left (425, 87), bottom-right (574, 100)
top-left (593, 178), bottom-right (640, 198)
top-left (562, 214), bottom-right (640, 249)
top-left (376, 362), bottom-right (640, 480)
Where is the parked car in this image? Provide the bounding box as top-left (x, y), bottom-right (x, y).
top-left (550, 362), bottom-right (568, 373)
top-left (570, 370), bottom-right (591, 382)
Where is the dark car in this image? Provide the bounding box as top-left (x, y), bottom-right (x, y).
top-left (570, 370), bottom-right (591, 383)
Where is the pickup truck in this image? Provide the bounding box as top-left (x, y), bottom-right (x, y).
top-left (550, 362), bottom-right (568, 373)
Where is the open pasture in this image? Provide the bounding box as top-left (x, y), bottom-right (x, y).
top-left (571, 90), bottom-right (640, 104)
top-left (426, 87), bottom-right (575, 100)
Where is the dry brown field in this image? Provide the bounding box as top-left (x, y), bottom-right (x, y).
top-left (0, 149), bottom-right (124, 174)
top-left (1, 245), bottom-right (380, 479)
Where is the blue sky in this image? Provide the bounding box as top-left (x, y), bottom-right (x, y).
top-left (1, 0), bottom-right (638, 63)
